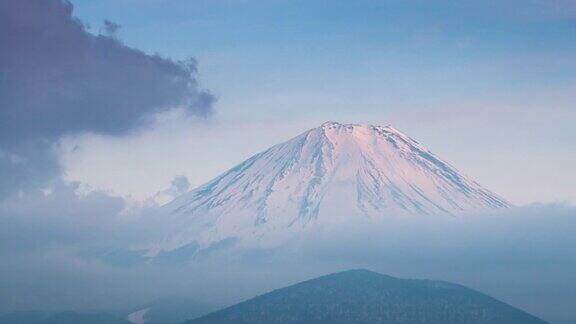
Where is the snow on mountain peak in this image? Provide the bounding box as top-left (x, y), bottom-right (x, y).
top-left (152, 122), bottom-right (510, 255)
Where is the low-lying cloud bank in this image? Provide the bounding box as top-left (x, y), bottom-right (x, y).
top-left (0, 198), bottom-right (574, 323)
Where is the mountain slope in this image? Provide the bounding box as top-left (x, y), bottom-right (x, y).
top-left (153, 122), bottom-right (509, 254)
top-left (185, 269), bottom-right (545, 324)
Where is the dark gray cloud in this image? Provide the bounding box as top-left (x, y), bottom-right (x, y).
top-left (0, 0), bottom-right (214, 196)
top-left (0, 0), bottom-right (214, 145)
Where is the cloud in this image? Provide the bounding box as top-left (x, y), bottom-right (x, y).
top-left (0, 200), bottom-right (574, 323)
top-left (150, 175), bottom-right (192, 205)
top-left (0, 180), bottom-right (236, 312)
top-left (0, 0), bottom-right (214, 196)
top-left (0, 1), bottom-right (219, 308)
top-left (0, 181), bottom-right (170, 262)
top-left (0, 141), bottom-right (61, 198)
top-left (102, 20), bottom-right (120, 37)
top-left (275, 204), bottom-right (576, 323)
top-left (0, 0), bottom-right (214, 144)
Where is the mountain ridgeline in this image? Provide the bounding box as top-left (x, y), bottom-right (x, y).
top-left (152, 122), bottom-right (509, 257)
top-left (186, 269), bottom-right (546, 324)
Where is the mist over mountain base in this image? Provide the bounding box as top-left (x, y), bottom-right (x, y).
top-left (1, 204), bottom-right (574, 323)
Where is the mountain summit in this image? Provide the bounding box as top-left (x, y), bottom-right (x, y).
top-left (153, 122), bottom-right (509, 254)
top-left (187, 269), bottom-right (545, 324)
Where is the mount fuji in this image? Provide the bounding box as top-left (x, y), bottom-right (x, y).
top-left (151, 122), bottom-right (509, 256)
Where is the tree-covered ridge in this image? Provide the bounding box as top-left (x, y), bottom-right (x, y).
top-left (186, 269), bottom-right (546, 324)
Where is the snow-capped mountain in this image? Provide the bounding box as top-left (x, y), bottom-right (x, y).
top-left (152, 122), bottom-right (509, 255)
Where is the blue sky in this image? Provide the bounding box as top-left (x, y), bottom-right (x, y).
top-left (64, 0), bottom-right (576, 204)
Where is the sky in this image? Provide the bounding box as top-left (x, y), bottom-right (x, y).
top-left (59, 0), bottom-right (576, 205)
top-left (1, 1), bottom-right (576, 322)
